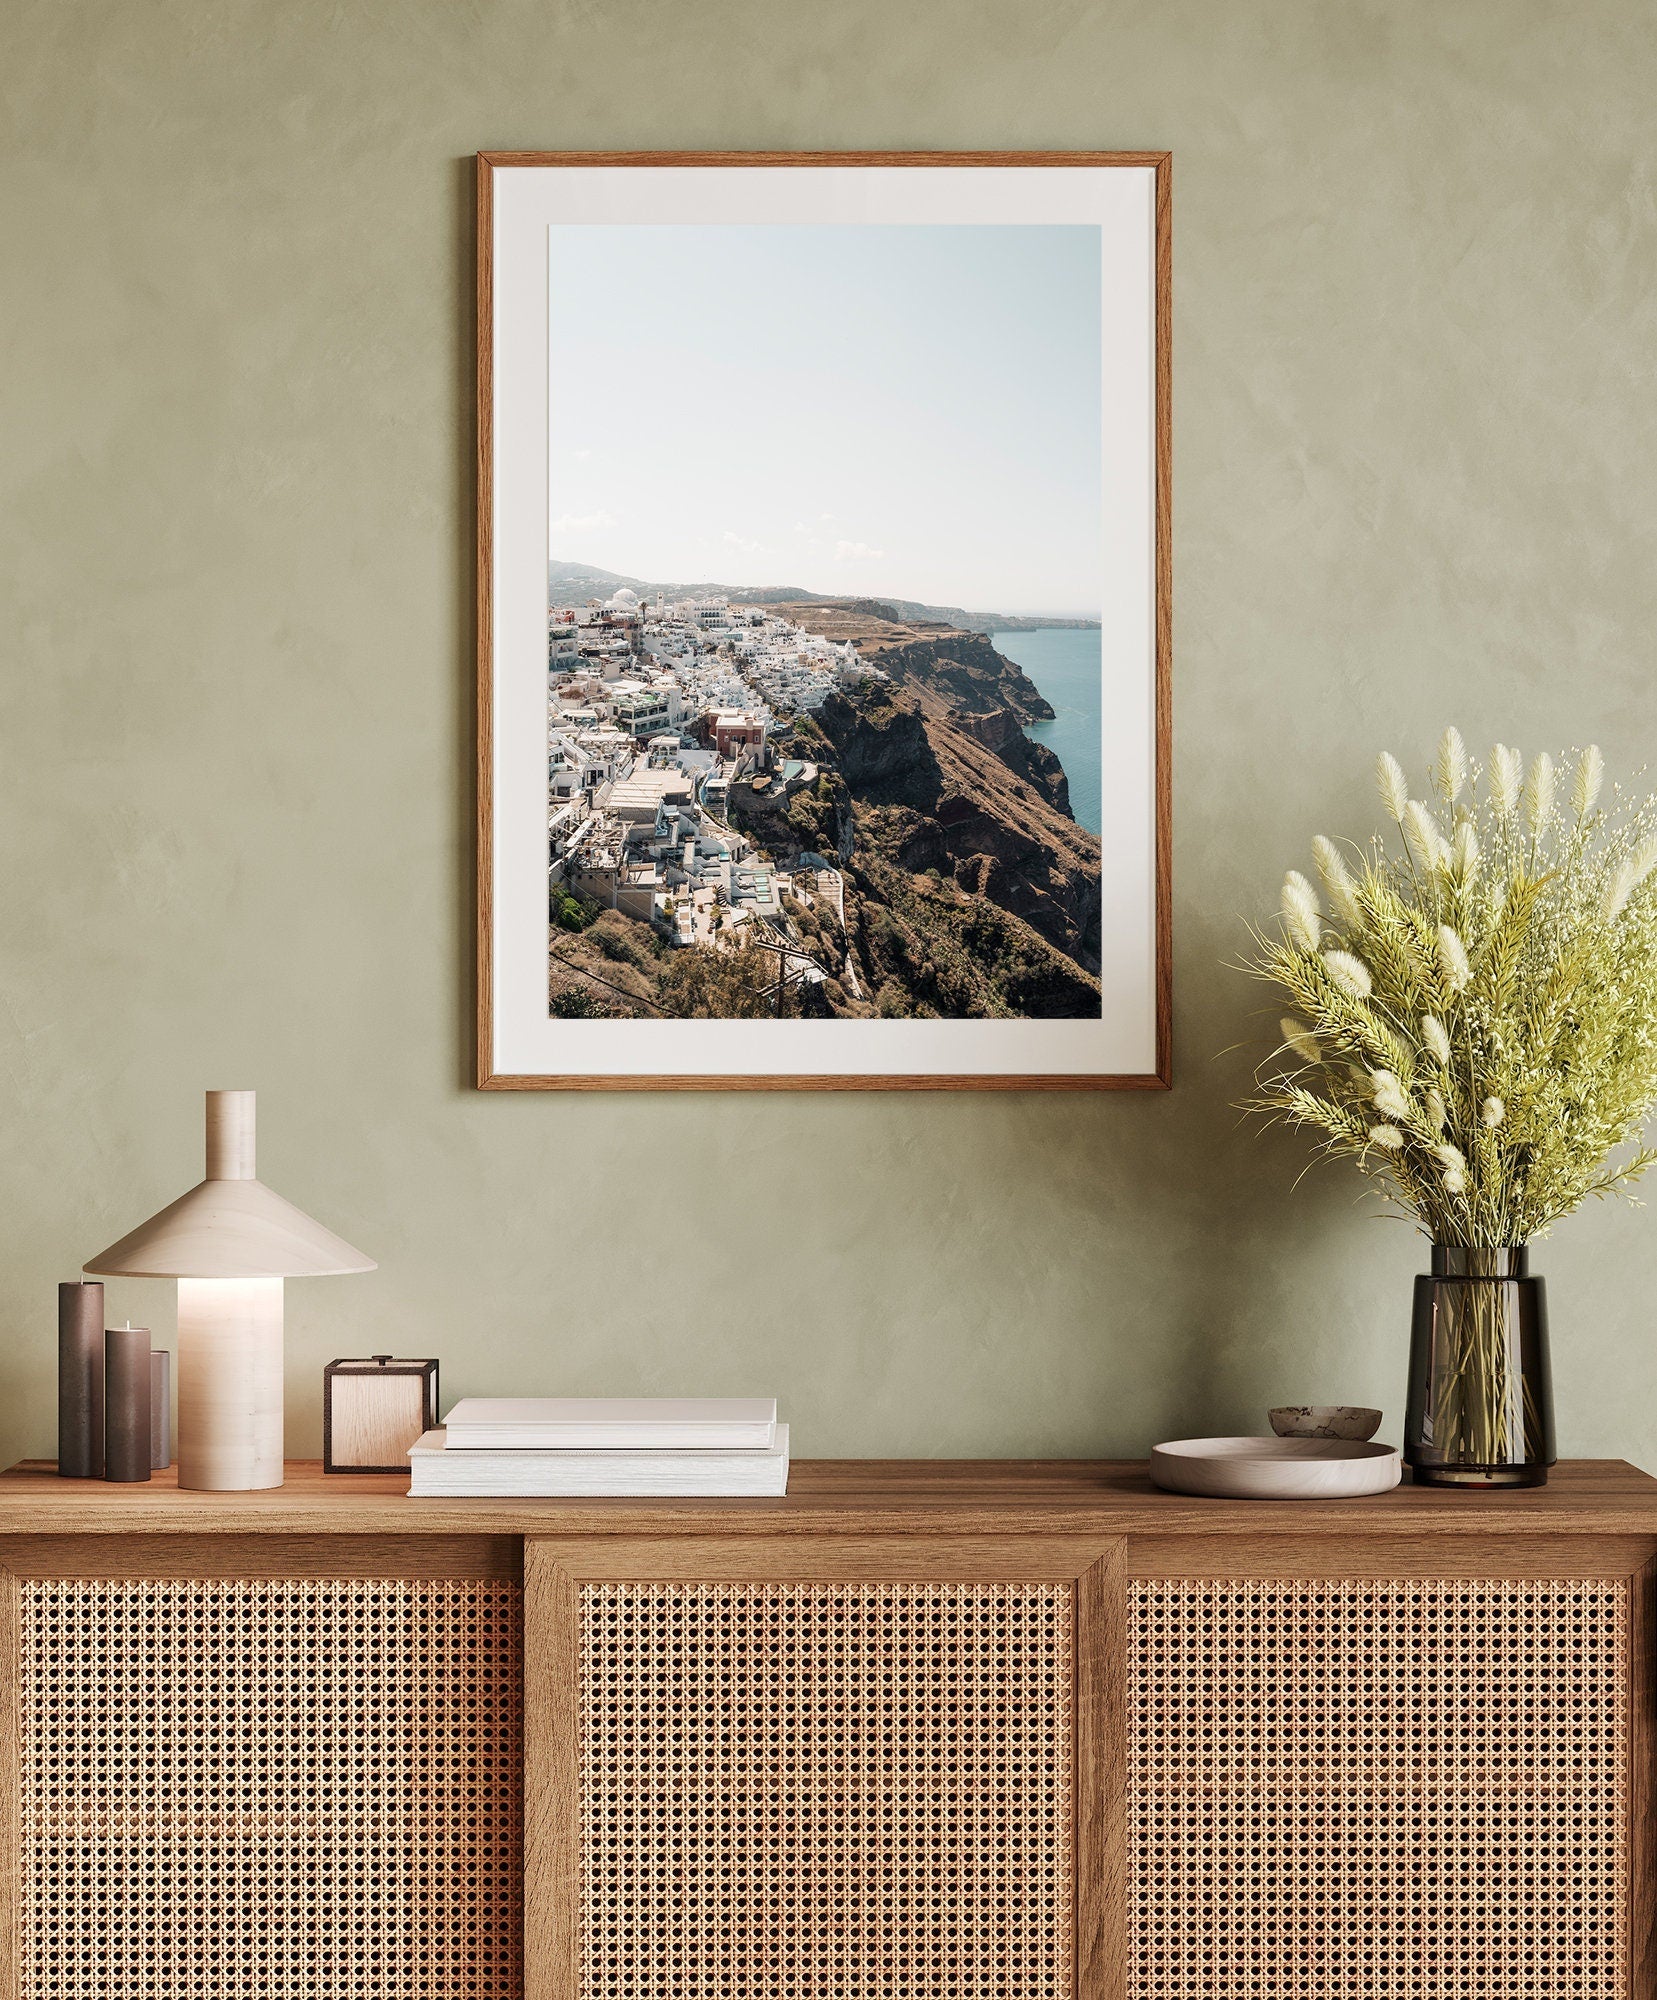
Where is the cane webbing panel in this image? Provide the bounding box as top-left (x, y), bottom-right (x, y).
top-left (1129, 1577), bottom-right (1628, 2000)
top-left (19, 1577), bottom-right (523, 1999)
top-left (581, 1581), bottom-right (1073, 1999)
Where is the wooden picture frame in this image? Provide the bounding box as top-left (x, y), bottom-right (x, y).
top-left (477, 152), bottom-right (1171, 1091)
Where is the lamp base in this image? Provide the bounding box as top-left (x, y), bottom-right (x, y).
top-left (177, 1277), bottom-right (284, 1490)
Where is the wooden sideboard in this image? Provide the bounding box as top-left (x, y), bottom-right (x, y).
top-left (0, 1457), bottom-right (1650, 1999)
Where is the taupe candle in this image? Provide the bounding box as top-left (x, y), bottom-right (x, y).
top-left (57, 1281), bottom-right (104, 1479)
top-left (150, 1349), bottom-right (171, 1471)
top-left (104, 1322), bottom-right (152, 1484)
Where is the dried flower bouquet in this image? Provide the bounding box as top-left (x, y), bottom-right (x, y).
top-left (1246, 729), bottom-right (1657, 1246)
top-left (1242, 730), bottom-right (1657, 1474)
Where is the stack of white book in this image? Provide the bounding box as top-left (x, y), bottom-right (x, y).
top-left (407, 1397), bottom-right (789, 1497)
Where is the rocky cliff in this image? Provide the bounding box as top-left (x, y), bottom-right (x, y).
top-left (775, 601), bottom-right (1080, 817)
top-left (800, 686), bottom-right (1102, 981)
top-left (868, 632), bottom-right (1056, 727)
top-left (947, 703), bottom-right (1072, 817)
top-left (842, 855), bottom-right (1099, 1019)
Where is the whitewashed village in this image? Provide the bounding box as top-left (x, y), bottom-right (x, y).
top-left (547, 587), bottom-right (887, 1004)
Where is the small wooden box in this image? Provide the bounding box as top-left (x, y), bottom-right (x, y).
top-left (322, 1355), bottom-right (439, 1473)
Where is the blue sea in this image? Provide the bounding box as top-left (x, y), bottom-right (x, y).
top-left (990, 627), bottom-right (1103, 836)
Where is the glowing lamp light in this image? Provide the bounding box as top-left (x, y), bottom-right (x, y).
top-left (84, 1091), bottom-right (374, 1491)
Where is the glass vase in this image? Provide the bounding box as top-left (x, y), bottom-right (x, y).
top-left (1404, 1246), bottom-right (1555, 1488)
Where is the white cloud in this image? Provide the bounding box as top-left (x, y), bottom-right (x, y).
top-left (722, 530), bottom-right (766, 557)
top-left (834, 539), bottom-right (885, 562)
top-left (550, 508), bottom-right (616, 534)
top-left (572, 448), bottom-right (593, 462)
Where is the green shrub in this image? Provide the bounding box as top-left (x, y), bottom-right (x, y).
top-left (551, 886), bottom-right (600, 933)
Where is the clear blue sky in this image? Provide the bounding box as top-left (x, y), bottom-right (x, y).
top-left (548, 224), bottom-right (1102, 615)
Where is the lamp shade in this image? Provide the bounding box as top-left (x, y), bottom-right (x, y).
top-left (84, 1091), bottom-right (376, 1280)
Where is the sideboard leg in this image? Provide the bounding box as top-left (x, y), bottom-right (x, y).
top-left (1077, 1537), bottom-right (1127, 2000)
top-left (524, 1538), bottom-right (581, 2000)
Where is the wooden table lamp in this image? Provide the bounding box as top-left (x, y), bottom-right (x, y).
top-left (84, 1090), bottom-right (375, 1491)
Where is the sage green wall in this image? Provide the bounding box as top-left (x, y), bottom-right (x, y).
top-left (4, 0), bottom-right (1654, 1469)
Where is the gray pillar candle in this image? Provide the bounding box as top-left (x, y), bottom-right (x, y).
top-left (58, 1281), bottom-right (105, 1479)
top-left (104, 1322), bottom-right (152, 1484)
top-left (150, 1349), bottom-right (171, 1471)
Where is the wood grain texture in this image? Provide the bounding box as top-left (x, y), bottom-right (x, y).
top-left (473, 150), bottom-right (1172, 1092)
top-left (528, 1532), bottom-right (1112, 1583)
top-left (1151, 152), bottom-right (1172, 1087)
top-left (1128, 1530), bottom-right (1657, 1579)
top-left (522, 1540), bottom-right (580, 2000)
top-left (475, 150), bottom-right (495, 1094)
top-left (478, 1070), bottom-right (1173, 1092)
top-left (1632, 1555), bottom-right (1657, 1999)
top-left (84, 1093), bottom-right (374, 1279)
top-left (0, 1532), bottom-right (519, 1580)
top-left (175, 1276), bottom-right (283, 1490)
top-left (326, 1373), bottom-right (428, 1472)
top-left (204, 1088), bottom-right (256, 1180)
top-left (1076, 1540), bottom-right (1126, 2000)
top-left (2, 1449), bottom-right (1649, 1996)
top-left (478, 150), bottom-right (1174, 169)
top-left (5, 1457), bottom-right (1654, 1537)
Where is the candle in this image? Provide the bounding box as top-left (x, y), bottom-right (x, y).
top-left (104, 1322), bottom-right (152, 1484)
top-left (151, 1349), bottom-right (172, 1471)
top-left (57, 1281), bottom-right (104, 1479)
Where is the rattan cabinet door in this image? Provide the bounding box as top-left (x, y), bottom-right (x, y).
top-left (1126, 1555), bottom-right (1649, 2000)
top-left (0, 1541), bottom-right (525, 2000)
top-left (523, 1535), bottom-right (1124, 2000)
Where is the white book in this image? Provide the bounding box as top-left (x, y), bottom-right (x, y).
top-left (440, 1396), bottom-right (777, 1452)
top-left (407, 1426), bottom-right (790, 1497)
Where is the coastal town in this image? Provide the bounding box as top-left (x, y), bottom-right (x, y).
top-left (548, 587), bottom-right (887, 1006)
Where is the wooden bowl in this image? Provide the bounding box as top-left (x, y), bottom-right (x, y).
top-left (1149, 1435), bottom-right (1401, 1499)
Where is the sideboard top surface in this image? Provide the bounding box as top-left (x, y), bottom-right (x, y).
top-left (0, 1457), bottom-right (1653, 1537)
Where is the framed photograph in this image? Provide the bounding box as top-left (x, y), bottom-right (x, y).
top-left (477, 151), bottom-right (1170, 1090)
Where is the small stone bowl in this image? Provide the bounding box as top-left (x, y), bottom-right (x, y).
top-left (1269, 1405), bottom-right (1383, 1442)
